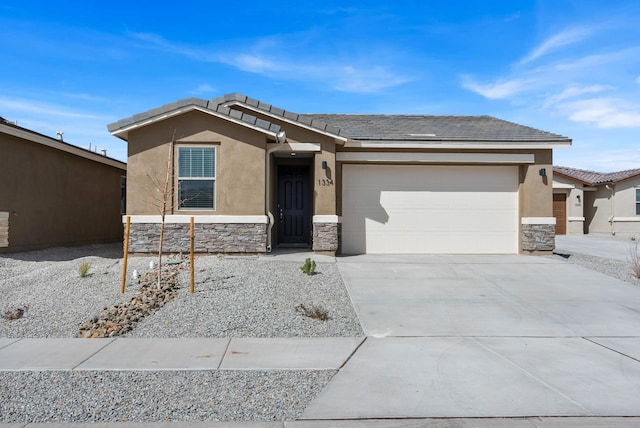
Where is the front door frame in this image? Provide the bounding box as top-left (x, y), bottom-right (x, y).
top-left (276, 160), bottom-right (313, 247)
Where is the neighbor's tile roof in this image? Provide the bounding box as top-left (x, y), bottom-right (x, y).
top-left (109, 92), bottom-right (571, 144)
top-left (554, 166), bottom-right (640, 185)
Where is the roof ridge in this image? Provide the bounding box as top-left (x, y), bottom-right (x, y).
top-left (213, 93), bottom-right (343, 136)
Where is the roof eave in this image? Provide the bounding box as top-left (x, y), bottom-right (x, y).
top-left (344, 139), bottom-right (572, 149)
top-left (109, 105), bottom-right (282, 142)
top-left (1, 123), bottom-right (126, 170)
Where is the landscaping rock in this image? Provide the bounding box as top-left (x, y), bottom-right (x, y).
top-left (76, 264), bottom-right (184, 338)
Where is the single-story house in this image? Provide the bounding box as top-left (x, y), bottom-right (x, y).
top-left (553, 166), bottom-right (640, 236)
top-left (0, 117), bottom-right (127, 253)
top-left (107, 93), bottom-right (571, 255)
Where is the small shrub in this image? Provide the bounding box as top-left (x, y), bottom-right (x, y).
top-left (3, 305), bottom-right (29, 320)
top-left (78, 262), bottom-right (91, 278)
top-left (630, 237), bottom-right (640, 279)
top-left (300, 258), bottom-right (317, 276)
top-left (296, 303), bottom-right (329, 321)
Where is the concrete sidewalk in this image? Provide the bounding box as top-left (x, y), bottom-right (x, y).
top-left (0, 337), bottom-right (363, 371)
top-left (3, 417), bottom-right (640, 427)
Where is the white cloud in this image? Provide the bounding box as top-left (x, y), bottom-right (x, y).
top-left (560, 98), bottom-right (640, 128)
top-left (543, 85), bottom-right (611, 107)
top-left (460, 76), bottom-right (530, 99)
top-left (130, 31), bottom-right (410, 94)
top-left (189, 84), bottom-right (217, 95)
top-left (520, 27), bottom-right (594, 64)
top-left (0, 96), bottom-right (110, 120)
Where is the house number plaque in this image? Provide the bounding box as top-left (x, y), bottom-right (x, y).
top-left (319, 179), bottom-right (334, 186)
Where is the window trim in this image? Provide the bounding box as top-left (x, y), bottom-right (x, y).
top-left (176, 145), bottom-right (217, 211)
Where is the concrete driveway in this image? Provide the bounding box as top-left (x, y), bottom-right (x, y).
top-left (302, 254), bottom-right (640, 419)
top-left (555, 234), bottom-right (637, 261)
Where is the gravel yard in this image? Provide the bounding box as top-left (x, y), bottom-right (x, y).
top-left (550, 252), bottom-right (640, 286)
top-left (1, 370), bottom-right (335, 423)
top-left (0, 244), bottom-right (361, 423)
top-left (0, 244), bottom-right (363, 338)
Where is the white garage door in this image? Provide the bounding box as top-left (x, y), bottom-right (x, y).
top-left (341, 164), bottom-right (518, 254)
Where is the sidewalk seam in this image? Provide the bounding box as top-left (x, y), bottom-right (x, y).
top-left (471, 337), bottom-right (594, 416)
top-left (338, 337), bottom-right (367, 370)
top-left (584, 337), bottom-right (640, 364)
top-left (218, 337), bottom-right (233, 369)
top-left (0, 337), bottom-right (22, 351)
top-left (71, 338), bottom-right (117, 370)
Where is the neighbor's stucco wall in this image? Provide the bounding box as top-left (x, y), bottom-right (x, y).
top-left (552, 174), bottom-right (585, 235)
top-left (586, 178), bottom-right (640, 235)
top-left (126, 110), bottom-right (267, 216)
top-left (0, 132), bottom-right (125, 253)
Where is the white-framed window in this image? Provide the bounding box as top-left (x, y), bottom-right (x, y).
top-left (636, 188), bottom-right (640, 216)
top-left (177, 146), bottom-right (216, 210)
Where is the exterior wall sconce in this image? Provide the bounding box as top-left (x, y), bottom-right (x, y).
top-left (577, 194), bottom-right (581, 203)
top-left (539, 168), bottom-right (547, 177)
top-left (322, 161), bottom-right (327, 169)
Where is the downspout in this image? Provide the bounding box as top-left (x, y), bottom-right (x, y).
top-left (606, 183), bottom-right (616, 235)
top-left (265, 131), bottom-right (287, 252)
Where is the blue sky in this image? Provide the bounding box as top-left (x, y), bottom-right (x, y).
top-left (1, 0), bottom-right (639, 171)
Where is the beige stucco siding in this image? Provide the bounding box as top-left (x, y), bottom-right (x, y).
top-left (586, 178), bottom-right (640, 235)
top-left (0, 133), bottom-right (125, 253)
top-left (126, 110), bottom-right (267, 216)
top-left (226, 105), bottom-right (339, 217)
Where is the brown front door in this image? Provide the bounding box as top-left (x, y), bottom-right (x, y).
top-left (553, 193), bottom-right (567, 235)
top-left (277, 165), bottom-right (311, 246)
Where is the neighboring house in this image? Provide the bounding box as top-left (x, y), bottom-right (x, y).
top-left (553, 166), bottom-right (640, 236)
top-left (108, 93), bottom-right (571, 255)
top-left (0, 117), bottom-right (127, 253)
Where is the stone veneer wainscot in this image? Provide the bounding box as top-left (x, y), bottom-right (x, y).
top-left (128, 222), bottom-right (267, 253)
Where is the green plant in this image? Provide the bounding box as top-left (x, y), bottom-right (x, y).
top-left (630, 237), bottom-right (640, 279)
top-left (300, 258), bottom-right (317, 276)
top-left (79, 262), bottom-right (91, 278)
top-left (296, 303), bottom-right (329, 321)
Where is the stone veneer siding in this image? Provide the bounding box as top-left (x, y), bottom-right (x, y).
top-left (521, 224), bottom-right (555, 252)
top-left (0, 212), bottom-right (8, 248)
top-left (312, 222), bottom-right (340, 253)
top-left (128, 223), bottom-right (267, 253)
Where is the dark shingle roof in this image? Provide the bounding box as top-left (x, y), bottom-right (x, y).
top-left (554, 166), bottom-right (640, 185)
top-left (107, 97), bottom-right (282, 135)
top-left (305, 114), bottom-right (569, 142)
top-left (108, 92), bottom-right (571, 144)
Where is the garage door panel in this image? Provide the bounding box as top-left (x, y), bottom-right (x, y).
top-left (342, 165), bottom-right (518, 254)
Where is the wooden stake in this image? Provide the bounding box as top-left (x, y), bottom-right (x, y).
top-left (190, 216), bottom-right (195, 293)
top-left (120, 216), bottom-right (131, 294)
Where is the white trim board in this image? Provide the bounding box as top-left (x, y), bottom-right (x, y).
top-left (553, 182), bottom-right (575, 189)
top-left (568, 217), bottom-right (585, 222)
top-left (344, 140), bottom-right (571, 149)
top-left (313, 215), bottom-right (341, 223)
top-left (336, 152), bottom-right (535, 164)
top-left (521, 217), bottom-right (556, 225)
top-left (123, 215), bottom-right (268, 224)
top-left (612, 217), bottom-right (640, 222)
